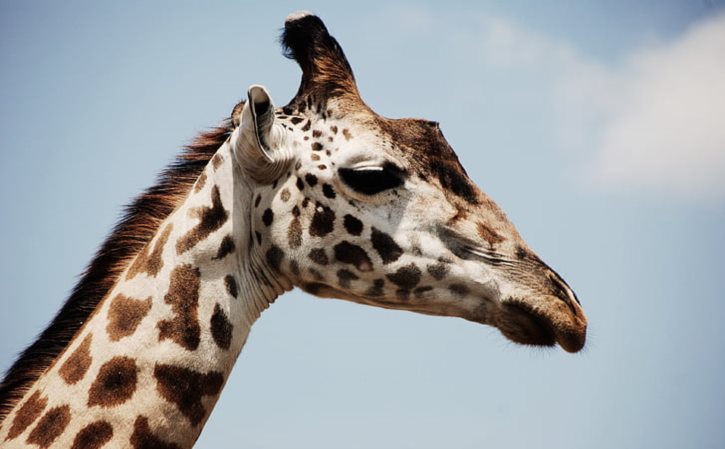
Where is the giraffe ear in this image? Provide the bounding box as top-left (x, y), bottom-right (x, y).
top-left (235, 85), bottom-right (292, 184)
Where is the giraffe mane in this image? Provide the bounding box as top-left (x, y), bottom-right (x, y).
top-left (0, 120), bottom-right (234, 422)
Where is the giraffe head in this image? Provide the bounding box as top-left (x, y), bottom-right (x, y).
top-left (233, 13), bottom-right (587, 352)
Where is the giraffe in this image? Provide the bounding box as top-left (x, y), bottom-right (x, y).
top-left (0, 12), bottom-right (587, 449)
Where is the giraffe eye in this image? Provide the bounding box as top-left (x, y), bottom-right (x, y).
top-left (338, 163), bottom-right (406, 195)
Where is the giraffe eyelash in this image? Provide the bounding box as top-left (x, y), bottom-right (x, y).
top-left (338, 162), bottom-right (406, 195)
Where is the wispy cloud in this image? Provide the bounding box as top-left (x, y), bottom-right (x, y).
top-left (585, 15), bottom-right (725, 199)
top-left (482, 12), bottom-right (725, 201)
top-left (387, 6), bottom-right (725, 201)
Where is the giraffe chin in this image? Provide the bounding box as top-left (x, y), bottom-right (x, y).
top-left (495, 301), bottom-right (586, 353)
top-left (302, 285), bottom-right (586, 353)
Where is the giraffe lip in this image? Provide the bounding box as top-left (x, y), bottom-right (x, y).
top-left (497, 301), bottom-right (586, 353)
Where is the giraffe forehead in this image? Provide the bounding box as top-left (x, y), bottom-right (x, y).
top-left (281, 108), bottom-right (479, 206)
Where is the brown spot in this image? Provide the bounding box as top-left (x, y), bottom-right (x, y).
top-left (301, 119), bottom-right (311, 131)
top-left (5, 390), bottom-right (47, 441)
top-left (106, 295), bottom-right (152, 342)
top-left (262, 208), bottom-right (274, 226)
top-left (312, 129), bottom-right (322, 138)
top-left (302, 282), bottom-right (325, 295)
top-left (211, 153), bottom-right (224, 169)
top-left (318, 164), bottom-right (327, 170)
top-left (153, 364), bottom-right (224, 427)
top-left (127, 224), bottom-right (173, 279)
top-left (477, 222), bottom-right (504, 245)
top-left (210, 304), bottom-right (233, 350)
top-left (516, 246), bottom-right (528, 260)
top-left (59, 334), bottom-right (93, 384)
top-left (26, 405), bottom-right (70, 448)
top-left (288, 217), bottom-right (302, 248)
top-left (308, 268), bottom-right (324, 281)
top-left (396, 289), bottom-right (410, 300)
top-left (266, 245), bottom-right (284, 272)
top-left (311, 153), bottom-right (320, 161)
top-left (194, 171), bottom-right (207, 193)
top-left (330, 125), bottom-right (338, 134)
top-left (334, 241), bottom-right (373, 272)
top-left (343, 214), bottom-right (363, 236)
top-left (254, 194), bottom-right (261, 208)
top-left (280, 187), bottom-right (291, 202)
top-left (371, 228), bottom-right (402, 264)
top-left (365, 278), bottom-right (385, 297)
top-left (449, 283), bottom-right (469, 297)
top-left (88, 356), bottom-right (138, 408)
top-left (176, 186), bottom-right (228, 254)
top-left (305, 173), bottom-right (318, 187)
top-left (309, 248), bottom-right (328, 265)
top-left (309, 203), bottom-right (335, 237)
top-left (342, 129), bottom-right (352, 140)
top-left (224, 275), bottom-right (238, 298)
top-left (386, 264), bottom-right (422, 290)
top-left (322, 183), bottom-right (336, 198)
top-left (427, 262), bottom-right (449, 280)
top-left (213, 235), bottom-right (235, 260)
top-left (71, 421), bottom-right (113, 449)
top-left (296, 177), bottom-right (305, 191)
top-left (130, 416), bottom-right (181, 449)
top-left (158, 264), bottom-right (201, 350)
top-left (311, 142), bottom-right (323, 151)
top-left (336, 269), bottom-right (359, 289)
top-left (289, 260), bottom-right (300, 276)
top-left (290, 116), bottom-right (304, 125)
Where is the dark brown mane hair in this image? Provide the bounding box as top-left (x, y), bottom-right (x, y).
top-left (0, 120), bottom-right (233, 421)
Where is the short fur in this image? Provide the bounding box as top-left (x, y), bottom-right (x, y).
top-left (0, 122), bottom-right (234, 421)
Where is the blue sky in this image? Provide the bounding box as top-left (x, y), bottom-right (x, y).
top-left (1, 1), bottom-right (724, 448)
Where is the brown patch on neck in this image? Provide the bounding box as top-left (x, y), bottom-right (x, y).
top-left (59, 334), bottom-right (93, 385)
top-left (70, 420), bottom-right (113, 449)
top-left (106, 295), bottom-right (152, 342)
top-left (153, 363), bottom-right (224, 427)
top-left (176, 186), bottom-right (229, 254)
top-left (5, 390), bottom-right (47, 441)
top-left (194, 171), bottom-right (207, 193)
top-left (87, 356), bottom-right (138, 408)
top-left (130, 416), bottom-right (181, 449)
top-left (26, 404), bottom-right (71, 448)
top-left (213, 235), bottom-right (235, 260)
top-left (127, 223), bottom-right (173, 280)
top-left (210, 304), bottom-right (233, 350)
top-left (0, 122), bottom-right (232, 420)
top-left (211, 153), bottom-right (224, 170)
top-left (157, 264), bottom-right (201, 351)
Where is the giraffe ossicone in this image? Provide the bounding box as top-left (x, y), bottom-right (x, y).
top-left (0, 13), bottom-right (587, 449)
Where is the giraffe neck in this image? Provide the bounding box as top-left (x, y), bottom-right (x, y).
top-left (0, 141), bottom-right (288, 448)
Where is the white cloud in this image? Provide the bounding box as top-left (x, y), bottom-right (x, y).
top-left (474, 12), bottom-right (725, 200)
top-left (586, 15), bottom-right (725, 199)
top-left (382, 6), bottom-right (725, 200)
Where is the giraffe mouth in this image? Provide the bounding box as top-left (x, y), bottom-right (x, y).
top-left (495, 301), bottom-right (586, 353)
